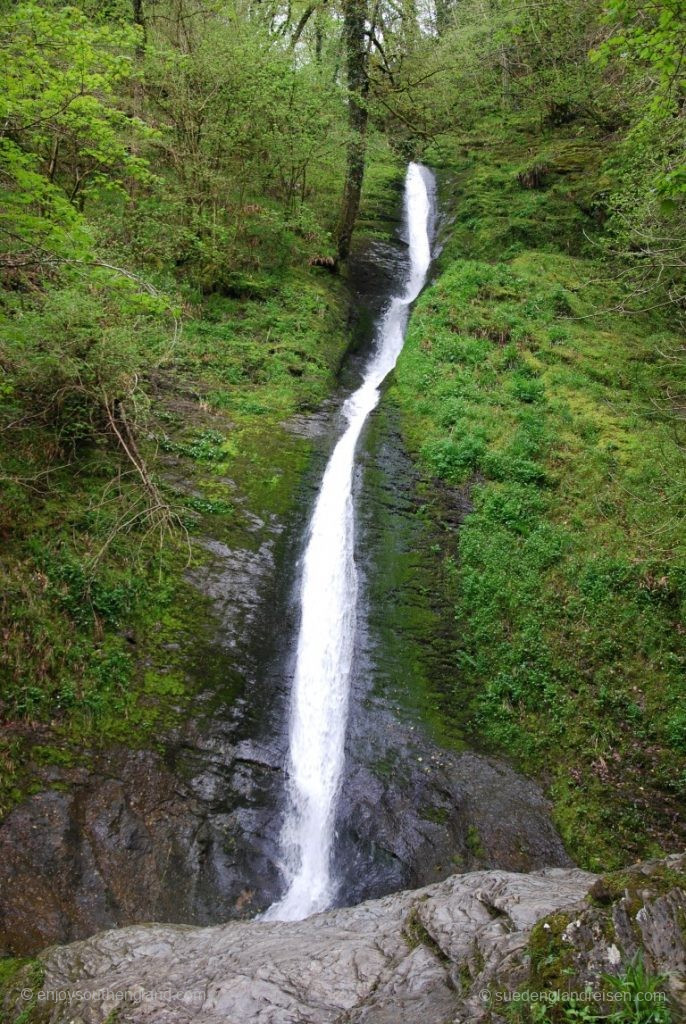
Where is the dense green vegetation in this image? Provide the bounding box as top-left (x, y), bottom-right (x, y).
top-left (0, 0), bottom-right (395, 808)
top-left (394, 144), bottom-right (686, 866)
top-left (0, 0), bottom-right (684, 909)
top-left (0, 264), bottom-right (350, 809)
top-left (388, 4), bottom-right (686, 868)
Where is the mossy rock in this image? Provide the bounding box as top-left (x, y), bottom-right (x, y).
top-left (528, 911), bottom-right (576, 991)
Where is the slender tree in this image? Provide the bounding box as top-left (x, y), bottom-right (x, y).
top-left (133, 0), bottom-right (146, 44)
top-left (337, 0), bottom-right (369, 260)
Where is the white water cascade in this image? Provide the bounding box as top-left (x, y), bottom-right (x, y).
top-left (264, 163), bottom-right (434, 922)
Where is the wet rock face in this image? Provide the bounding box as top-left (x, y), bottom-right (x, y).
top-left (335, 746), bottom-right (572, 908)
top-left (0, 736), bottom-right (285, 956)
top-left (9, 857), bottom-right (685, 1024)
top-left (0, 712), bottom-right (571, 956)
top-left (0, 522), bottom-right (291, 956)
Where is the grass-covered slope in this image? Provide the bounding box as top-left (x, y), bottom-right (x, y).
top-left (0, 268), bottom-right (348, 812)
top-left (391, 121), bottom-right (686, 869)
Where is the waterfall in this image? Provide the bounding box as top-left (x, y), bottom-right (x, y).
top-left (264, 162), bottom-right (434, 922)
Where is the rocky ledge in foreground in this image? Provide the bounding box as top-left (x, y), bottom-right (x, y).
top-left (4, 856), bottom-right (685, 1024)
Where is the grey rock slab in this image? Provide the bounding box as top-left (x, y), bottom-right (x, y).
top-left (416, 867), bottom-right (595, 964)
top-left (30, 867), bottom-right (596, 1024)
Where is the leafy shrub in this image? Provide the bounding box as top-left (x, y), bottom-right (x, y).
top-left (666, 712), bottom-right (686, 754)
top-left (421, 435), bottom-right (487, 481)
top-left (510, 373), bottom-right (545, 404)
top-left (483, 450), bottom-right (548, 484)
top-left (475, 483), bottom-right (547, 535)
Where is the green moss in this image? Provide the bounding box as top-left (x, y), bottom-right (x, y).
top-left (0, 263), bottom-right (350, 816)
top-left (457, 962), bottom-right (473, 994)
top-left (360, 404), bottom-right (469, 749)
top-left (0, 958), bottom-right (44, 1024)
top-left (519, 883), bottom-right (677, 1023)
top-left (391, 121), bottom-right (686, 869)
top-left (403, 907), bottom-right (450, 963)
top-left (0, 958), bottom-right (31, 994)
top-left (528, 912), bottom-right (575, 992)
top-left (30, 747), bottom-right (78, 769)
top-left (421, 805), bottom-right (450, 825)
top-left (372, 751), bottom-right (402, 780)
top-left (466, 825), bottom-right (486, 861)
top-left (591, 863), bottom-right (686, 909)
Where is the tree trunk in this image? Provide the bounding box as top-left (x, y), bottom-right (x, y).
top-left (133, 0), bottom-right (146, 52)
top-left (336, 0), bottom-right (369, 261)
top-left (315, 0), bottom-right (328, 61)
top-left (500, 46), bottom-right (511, 110)
top-left (291, 3), bottom-right (316, 47)
top-left (133, 0), bottom-right (145, 31)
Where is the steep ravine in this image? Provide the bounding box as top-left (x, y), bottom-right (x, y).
top-left (0, 176), bottom-right (569, 957)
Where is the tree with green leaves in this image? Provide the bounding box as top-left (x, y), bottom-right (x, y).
top-left (1, 2), bottom-right (150, 275)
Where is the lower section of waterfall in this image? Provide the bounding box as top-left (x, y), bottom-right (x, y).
top-left (264, 163), bottom-right (435, 922)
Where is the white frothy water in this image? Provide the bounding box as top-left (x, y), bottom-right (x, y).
top-left (264, 163), bottom-right (434, 922)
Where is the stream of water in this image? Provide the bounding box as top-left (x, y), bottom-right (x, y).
top-left (264, 162), bottom-right (435, 922)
